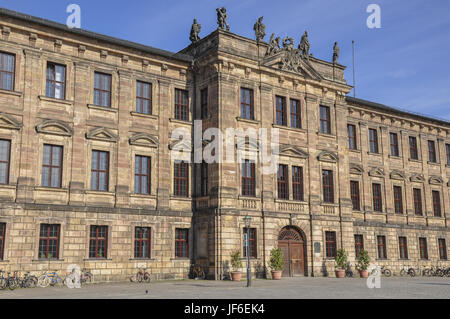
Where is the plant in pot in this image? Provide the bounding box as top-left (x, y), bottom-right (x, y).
top-left (269, 248), bottom-right (284, 280)
top-left (356, 250), bottom-right (370, 278)
top-left (334, 248), bottom-right (347, 278)
top-left (230, 250), bottom-right (243, 281)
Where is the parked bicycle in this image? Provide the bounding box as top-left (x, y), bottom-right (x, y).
top-left (130, 268), bottom-right (150, 283)
top-left (20, 272), bottom-right (38, 288)
top-left (38, 271), bottom-right (63, 287)
top-left (371, 265), bottom-right (391, 277)
top-left (0, 270), bottom-right (17, 290)
top-left (189, 264), bottom-right (206, 280)
top-left (400, 265), bottom-right (417, 277)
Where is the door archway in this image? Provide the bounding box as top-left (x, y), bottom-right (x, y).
top-left (278, 226), bottom-right (307, 277)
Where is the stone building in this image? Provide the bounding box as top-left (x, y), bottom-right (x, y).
top-left (0, 7), bottom-right (448, 281)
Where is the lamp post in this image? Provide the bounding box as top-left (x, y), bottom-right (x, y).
top-left (244, 215), bottom-right (252, 287)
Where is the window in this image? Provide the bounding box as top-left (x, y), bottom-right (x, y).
top-left (200, 88), bottom-right (208, 119)
top-left (46, 63), bottom-right (65, 99)
top-left (93, 72), bottom-right (111, 107)
top-left (438, 239), bottom-right (447, 260)
top-left (377, 236), bottom-right (387, 259)
top-left (135, 155), bottom-right (151, 194)
top-left (242, 160), bottom-right (255, 197)
top-left (0, 52), bottom-right (15, 91)
top-left (41, 144), bottom-right (63, 188)
top-left (393, 186), bottom-right (403, 214)
top-left (292, 166), bottom-right (304, 201)
top-left (200, 161), bottom-right (208, 197)
top-left (446, 144), bottom-right (450, 166)
top-left (290, 99), bottom-right (301, 128)
top-left (372, 183), bottom-right (382, 212)
top-left (319, 105), bottom-right (331, 134)
top-left (175, 228), bottom-right (189, 258)
top-left (398, 237), bottom-right (408, 259)
top-left (409, 136), bottom-right (418, 160)
top-left (243, 228), bottom-right (257, 258)
top-left (240, 88), bottom-right (254, 120)
top-left (134, 227), bottom-right (151, 259)
top-left (0, 223), bottom-right (5, 260)
top-left (322, 170), bottom-right (334, 203)
top-left (38, 224), bottom-right (60, 259)
top-left (275, 96), bottom-right (287, 126)
top-left (91, 150), bottom-right (109, 191)
top-left (432, 190), bottom-right (441, 217)
top-left (0, 139), bottom-right (11, 184)
top-left (174, 161), bottom-right (189, 197)
top-left (347, 124), bottom-right (357, 150)
top-left (354, 234), bottom-right (364, 258)
top-left (413, 188), bottom-right (423, 216)
top-left (350, 181), bottom-right (360, 211)
top-left (175, 89), bottom-right (189, 121)
top-left (277, 164), bottom-right (289, 199)
top-left (428, 140), bottom-right (436, 163)
top-left (325, 231), bottom-right (337, 258)
top-left (390, 133), bottom-right (399, 156)
top-left (136, 81), bottom-right (152, 114)
top-left (89, 225), bottom-right (108, 258)
top-left (419, 238), bottom-right (428, 260)
top-left (369, 129), bottom-right (379, 153)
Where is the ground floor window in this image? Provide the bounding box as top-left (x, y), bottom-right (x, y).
top-left (0, 223), bottom-right (5, 260)
top-left (354, 234), bottom-right (364, 258)
top-left (134, 227), bottom-right (151, 258)
top-left (377, 235), bottom-right (387, 259)
top-left (325, 231), bottom-right (336, 258)
top-left (438, 239), bottom-right (447, 260)
top-left (419, 237), bottom-right (428, 260)
top-left (38, 224), bottom-right (60, 259)
top-left (243, 228), bottom-right (257, 258)
top-left (89, 225), bottom-right (108, 258)
top-left (398, 236), bottom-right (408, 259)
top-left (175, 228), bottom-right (189, 258)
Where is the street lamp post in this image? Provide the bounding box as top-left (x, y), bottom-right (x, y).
top-left (244, 215), bottom-right (252, 287)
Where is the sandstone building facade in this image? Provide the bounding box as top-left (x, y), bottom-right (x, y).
top-left (0, 8), bottom-right (448, 281)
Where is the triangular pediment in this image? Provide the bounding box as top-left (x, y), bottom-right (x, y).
top-left (236, 138), bottom-right (259, 152)
top-left (317, 150), bottom-right (338, 163)
top-left (263, 50), bottom-right (323, 81)
top-left (429, 175), bottom-right (443, 185)
top-left (390, 170), bottom-right (406, 181)
top-left (277, 145), bottom-right (308, 158)
top-left (169, 138), bottom-right (192, 152)
top-left (369, 167), bottom-right (385, 177)
top-left (0, 113), bottom-right (22, 130)
top-left (36, 119), bottom-right (72, 136)
top-left (349, 163), bottom-right (364, 175)
top-left (86, 127), bottom-right (118, 142)
top-left (129, 132), bottom-right (159, 148)
top-left (410, 173), bottom-right (425, 183)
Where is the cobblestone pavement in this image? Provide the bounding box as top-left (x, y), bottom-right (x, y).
top-left (0, 277), bottom-right (449, 299)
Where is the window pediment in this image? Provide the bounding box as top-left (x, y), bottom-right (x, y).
top-left (129, 132), bottom-right (159, 148)
top-left (410, 173), bottom-right (425, 183)
top-left (36, 119), bottom-right (72, 136)
top-left (169, 138), bottom-right (192, 152)
top-left (317, 150), bottom-right (338, 163)
top-left (390, 170), bottom-right (406, 181)
top-left (429, 175), bottom-right (443, 185)
top-left (349, 163), bottom-right (364, 175)
top-left (277, 145), bottom-right (308, 158)
top-left (369, 167), bottom-right (385, 177)
top-left (0, 112), bottom-right (22, 130)
top-left (86, 127), bottom-right (118, 142)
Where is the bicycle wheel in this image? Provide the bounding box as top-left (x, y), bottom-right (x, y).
top-left (445, 268), bottom-right (450, 277)
top-left (0, 278), bottom-right (6, 290)
top-left (38, 275), bottom-right (50, 288)
top-left (136, 272), bottom-right (143, 283)
top-left (423, 269), bottom-right (430, 277)
top-left (26, 276), bottom-right (38, 288)
top-left (409, 269), bottom-right (416, 277)
top-left (143, 273), bottom-right (151, 283)
top-left (400, 269), bottom-right (407, 276)
top-left (384, 269), bottom-right (392, 277)
top-left (436, 269), bottom-right (444, 277)
top-left (7, 278), bottom-right (17, 290)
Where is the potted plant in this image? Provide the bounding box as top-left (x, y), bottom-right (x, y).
top-left (356, 250), bottom-right (370, 278)
top-left (335, 248), bottom-right (347, 278)
top-left (230, 250), bottom-right (243, 281)
top-left (269, 248), bottom-right (284, 280)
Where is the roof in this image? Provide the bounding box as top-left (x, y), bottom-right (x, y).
top-left (346, 96), bottom-right (450, 127)
top-left (0, 7), bottom-right (193, 63)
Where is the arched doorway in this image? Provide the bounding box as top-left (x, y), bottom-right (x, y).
top-left (278, 226), bottom-right (307, 277)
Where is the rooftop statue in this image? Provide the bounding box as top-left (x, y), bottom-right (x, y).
top-left (253, 16), bottom-right (266, 42)
top-left (333, 42), bottom-right (339, 64)
top-left (189, 19), bottom-right (201, 43)
top-left (266, 33), bottom-right (281, 56)
top-left (298, 31), bottom-right (310, 59)
top-left (216, 7), bottom-right (230, 31)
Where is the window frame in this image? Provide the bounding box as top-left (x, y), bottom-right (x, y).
top-left (446, 144), bottom-right (450, 166)
top-left (200, 87), bottom-right (208, 120)
top-left (240, 88), bottom-right (254, 120)
top-left (438, 238), bottom-right (447, 260)
top-left (290, 99), bottom-right (301, 129)
top-left (243, 228), bottom-right (257, 258)
top-left (389, 132), bottom-right (400, 157)
top-left (38, 224), bottom-right (60, 260)
top-left (319, 105), bottom-right (331, 134)
top-left (136, 80), bottom-right (152, 115)
top-left (322, 169), bottom-right (334, 203)
top-left (0, 139), bottom-right (11, 185)
top-left (325, 231), bottom-right (337, 258)
top-left (89, 225), bottom-right (108, 259)
top-left (0, 223), bottom-right (6, 260)
top-left (134, 226), bottom-right (151, 259)
top-left (93, 72), bottom-right (112, 107)
top-left (428, 140), bottom-right (437, 163)
top-left (134, 155), bottom-right (151, 195)
top-left (347, 124), bottom-right (357, 150)
top-left (275, 95), bottom-right (287, 126)
top-left (0, 51), bottom-right (15, 91)
top-left (350, 180), bottom-right (360, 211)
top-left (393, 185), bottom-right (403, 214)
top-left (369, 128), bottom-right (379, 153)
top-left (91, 150), bottom-right (110, 191)
top-left (46, 62), bottom-right (66, 100)
top-left (200, 161), bottom-right (208, 197)
top-left (277, 164), bottom-right (289, 200)
top-left (419, 237), bottom-right (428, 260)
top-left (372, 183), bottom-right (383, 212)
top-left (174, 88), bottom-right (189, 121)
top-left (241, 160), bottom-right (256, 197)
top-left (175, 228), bottom-right (189, 258)
top-left (412, 188), bottom-right (422, 216)
top-left (377, 235), bottom-right (387, 259)
top-left (432, 190), bottom-right (441, 217)
top-left (41, 144), bottom-right (63, 188)
top-left (292, 166), bottom-right (304, 201)
top-left (174, 161), bottom-right (189, 197)
top-left (398, 236), bottom-right (408, 260)
top-left (354, 234), bottom-right (364, 258)
top-left (409, 136), bottom-right (419, 160)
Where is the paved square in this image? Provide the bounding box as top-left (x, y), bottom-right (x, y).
top-left (0, 277), bottom-right (449, 299)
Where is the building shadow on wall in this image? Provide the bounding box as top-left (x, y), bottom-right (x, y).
top-left (321, 261), bottom-right (329, 277)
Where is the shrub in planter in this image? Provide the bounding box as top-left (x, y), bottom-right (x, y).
top-left (334, 249), bottom-right (347, 278)
top-left (269, 248), bottom-right (284, 280)
top-left (230, 250), bottom-right (243, 281)
top-left (356, 250), bottom-right (370, 278)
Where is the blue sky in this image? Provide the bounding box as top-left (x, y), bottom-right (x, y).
top-left (3, 0), bottom-right (450, 120)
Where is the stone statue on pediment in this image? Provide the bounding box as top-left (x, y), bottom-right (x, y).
top-left (266, 33), bottom-right (281, 56)
top-left (333, 41), bottom-right (339, 63)
top-left (253, 16), bottom-right (266, 42)
top-left (217, 7), bottom-right (230, 31)
top-left (298, 31), bottom-right (310, 59)
top-left (190, 19), bottom-right (201, 43)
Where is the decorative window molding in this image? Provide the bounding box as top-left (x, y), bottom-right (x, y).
top-left (429, 175), bottom-right (443, 185)
top-left (277, 145), bottom-right (309, 158)
top-left (410, 173), bottom-right (425, 183)
top-left (236, 139), bottom-right (259, 152)
top-left (0, 113), bottom-right (22, 130)
top-left (368, 167), bottom-right (385, 177)
top-left (349, 163), bottom-right (364, 175)
top-left (129, 133), bottom-right (159, 148)
top-left (390, 170), bottom-right (406, 181)
top-left (317, 150), bottom-right (338, 163)
top-left (36, 119), bottom-right (72, 136)
top-left (86, 127), bottom-right (118, 142)
top-left (169, 138), bottom-right (192, 152)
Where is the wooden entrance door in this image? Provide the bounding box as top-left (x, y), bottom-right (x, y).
top-left (278, 227), bottom-right (306, 277)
